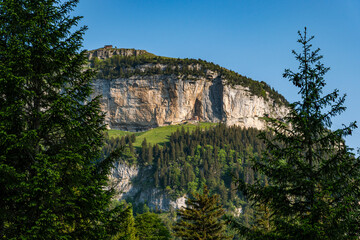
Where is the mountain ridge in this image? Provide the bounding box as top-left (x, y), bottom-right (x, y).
top-left (88, 47), bottom-right (289, 132)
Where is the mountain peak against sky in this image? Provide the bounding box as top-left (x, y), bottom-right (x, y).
top-left (75, 0), bottom-right (360, 150)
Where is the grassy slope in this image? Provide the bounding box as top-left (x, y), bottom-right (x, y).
top-left (107, 122), bottom-right (216, 147)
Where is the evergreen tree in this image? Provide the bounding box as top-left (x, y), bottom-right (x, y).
top-left (173, 186), bottom-right (231, 240)
top-left (141, 138), bottom-right (148, 164)
top-left (135, 212), bottom-right (171, 240)
top-left (236, 28), bottom-right (360, 239)
top-left (147, 143), bottom-right (153, 165)
top-left (111, 206), bottom-right (138, 240)
top-left (0, 0), bottom-right (120, 238)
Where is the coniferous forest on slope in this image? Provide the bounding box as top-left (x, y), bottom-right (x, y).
top-left (102, 124), bottom-right (267, 239)
top-left (103, 124), bottom-right (265, 208)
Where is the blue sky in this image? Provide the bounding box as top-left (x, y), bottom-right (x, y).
top-left (73, 0), bottom-right (360, 152)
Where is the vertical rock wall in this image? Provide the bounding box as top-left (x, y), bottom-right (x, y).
top-left (91, 74), bottom-right (288, 131)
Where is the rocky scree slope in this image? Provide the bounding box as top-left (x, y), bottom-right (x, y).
top-left (88, 47), bottom-right (289, 132)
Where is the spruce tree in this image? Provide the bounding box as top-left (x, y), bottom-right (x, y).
top-left (173, 186), bottom-right (231, 240)
top-left (236, 28), bottom-right (360, 239)
top-left (0, 0), bottom-right (120, 238)
top-left (111, 206), bottom-right (138, 240)
top-left (135, 212), bottom-right (171, 240)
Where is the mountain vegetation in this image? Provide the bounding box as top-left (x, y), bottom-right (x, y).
top-left (103, 124), bottom-right (265, 208)
top-left (106, 122), bottom-right (216, 147)
top-left (102, 123), bottom-right (269, 239)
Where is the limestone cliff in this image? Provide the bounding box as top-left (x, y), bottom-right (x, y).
top-left (109, 162), bottom-right (186, 211)
top-left (88, 47), bottom-right (288, 131)
top-left (91, 72), bottom-right (288, 131)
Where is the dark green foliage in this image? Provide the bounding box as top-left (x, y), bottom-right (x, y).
top-left (150, 124), bottom-right (265, 203)
top-left (135, 212), bottom-right (171, 240)
top-left (111, 205), bottom-right (138, 240)
top-left (102, 134), bottom-right (137, 165)
top-left (173, 186), bottom-right (231, 240)
top-left (0, 1), bottom-right (122, 239)
top-left (89, 54), bottom-right (287, 106)
top-left (235, 28), bottom-right (360, 239)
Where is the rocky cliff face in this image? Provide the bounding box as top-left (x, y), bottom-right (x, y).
top-left (89, 48), bottom-right (288, 131)
top-left (91, 73), bottom-right (288, 131)
top-left (109, 162), bottom-right (186, 211)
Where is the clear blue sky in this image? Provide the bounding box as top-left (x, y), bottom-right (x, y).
top-left (73, 0), bottom-right (360, 152)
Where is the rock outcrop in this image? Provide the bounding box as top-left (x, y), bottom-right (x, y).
top-left (109, 162), bottom-right (186, 211)
top-left (91, 74), bottom-right (288, 131)
top-left (89, 47), bottom-right (288, 132)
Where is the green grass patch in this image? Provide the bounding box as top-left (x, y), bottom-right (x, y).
top-left (107, 129), bottom-right (140, 139)
top-left (107, 122), bottom-right (217, 147)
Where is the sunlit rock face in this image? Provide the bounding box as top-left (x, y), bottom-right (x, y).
top-left (109, 162), bottom-right (186, 211)
top-left (89, 47), bottom-right (288, 131)
top-left (91, 74), bottom-right (288, 131)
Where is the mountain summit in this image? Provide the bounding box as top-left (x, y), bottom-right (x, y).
top-left (88, 47), bottom-right (288, 131)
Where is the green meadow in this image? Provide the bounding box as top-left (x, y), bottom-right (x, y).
top-left (107, 122), bottom-right (217, 147)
